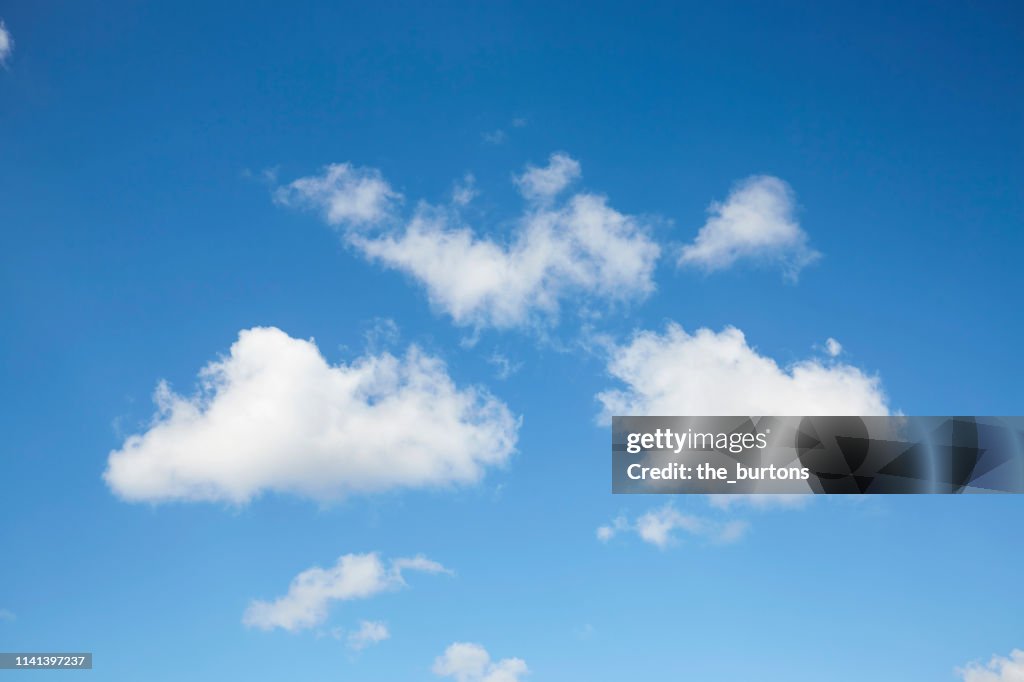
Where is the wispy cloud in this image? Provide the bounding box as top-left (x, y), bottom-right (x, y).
top-left (243, 552), bottom-right (449, 632)
top-left (0, 20), bottom-right (13, 67)
top-left (599, 495), bottom-right (814, 549)
top-left (361, 317), bottom-right (400, 352)
top-left (452, 174), bottom-right (478, 206)
top-left (482, 129), bottom-right (507, 145)
top-left (597, 504), bottom-right (749, 548)
top-left (487, 352), bottom-right (522, 380)
top-left (346, 620), bottom-right (390, 651)
top-left (482, 117), bottom-right (528, 145)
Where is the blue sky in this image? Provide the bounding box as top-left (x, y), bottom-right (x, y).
top-left (1, 2), bottom-right (1022, 680)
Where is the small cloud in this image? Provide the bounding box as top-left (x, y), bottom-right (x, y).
top-left (514, 153), bottom-right (581, 203)
top-left (483, 118), bottom-right (527, 144)
top-left (273, 162), bottom-right (401, 228)
top-left (487, 352), bottom-right (522, 380)
top-left (362, 317), bottom-right (400, 351)
top-left (825, 337), bottom-right (843, 358)
top-left (598, 504), bottom-right (749, 548)
top-left (0, 609), bottom-right (15, 622)
top-left (957, 648), bottom-right (1024, 682)
top-left (433, 642), bottom-right (528, 682)
top-left (596, 515), bottom-right (629, 542)
top-left (347, 620), bottom-right (390, 651)
top-left (716, 520), bottom-right (750, 544)
top-left (243, 552), bottom-right (450, 632)
top-left (635, 505), bottom-right (748, 547)
top-left (242, 167), bottom-right (280, 185)
top-left (0, 20), bottom-right (13, 67)
top-left (574, 623), bottom-right (595, 640)
top-left (452, 174), bottom-right (478, 207)
top-left (482, 129), bottom-right (507, 145)
top-left (679, 175), bottom-right (820, 280)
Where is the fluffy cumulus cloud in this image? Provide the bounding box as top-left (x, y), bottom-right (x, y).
top-left (275, 154), bottom-right (660, 329)
top-left (353, 194), bottom-right (659, 329)
top-left (597, 323), bottom-right (889, 420)
top-left (959, 650), bottom-right (1024, 682)
top-left (346, 620), bottom-right (390, 650)
top-left (0, 20), bottom-right (12, 66)
top-left (243, 552), bottom-right (448, 632)
top-left (679, 175), bottom-right (820, 279)
top-left (104, 327), bottom-right (518, 504)
top-left (597, 504), bottom-right (749, 548)
top-left (433, 643), bottom-right (529, 682)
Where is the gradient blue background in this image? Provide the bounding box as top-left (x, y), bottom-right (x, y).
top-left (1, 2), bottom-right (1022, 680)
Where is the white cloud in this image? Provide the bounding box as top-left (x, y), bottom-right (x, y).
top-left (351, 197), bottom-right (659, 329)
top-left (347, 620), bottom-right (390, 650)
top-left (959, 649), bottom-right (1024, 682)
top-left (433, 643), bottom-right (529, 682)
top-left (452, 174), bottom-right (478, 206)
top-left (273, 162), bottom-right (401, 227)
top-left (487, 352), bottom-right (522, 380)
top-left (243, 552), bottom-right (448, 632)
top-left (597, 504), bottom-right (749, 548)
top-left (362, 317), bottom-right (400, 351)
top-left (272, 153), bottom-right (655, 327)
top-left (597, 323), bottom-right (889, 420)
top-left (0, 609), bottom-right (14, 622)
top-left (679, 175), bottom-right (820, 279)
top-left (825, 337), bottom-right (843, 357)
top-left (514, 153), bottom-right (581, 202)
top-left (362, 180), bottom-right (655, 330)
top-left (0, 21), bottom-right (12, 67)
top-left (482, 129), bottom-right (507, 145)
top-left (596, 515), bottom-right (629, 542)
top-left (276, 155), bottom-right (658, 330)
top-left (104, 327), bottom-right (518, 504)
